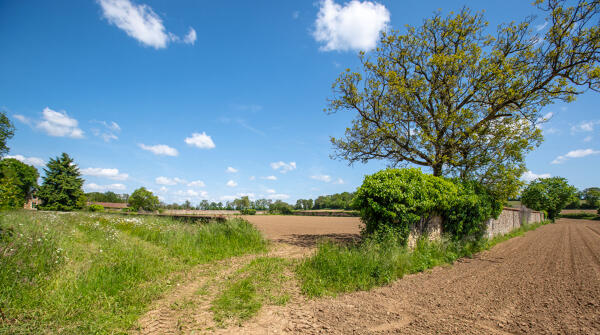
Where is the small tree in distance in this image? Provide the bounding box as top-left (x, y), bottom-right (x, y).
top-left (38, 153), bottom-right (85, 211)
top-left (521, 177), bottom-right (577, 221)
top-left (129, 187), bottom-right (159, 212)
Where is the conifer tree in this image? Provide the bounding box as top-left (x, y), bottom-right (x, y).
top-left (38, 153), bottom-right (84, 211)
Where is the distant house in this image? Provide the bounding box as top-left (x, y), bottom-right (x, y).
top-left (24, 197), bottom-right (41, 210)
top-left (88, 202), bottom-right (129, 211)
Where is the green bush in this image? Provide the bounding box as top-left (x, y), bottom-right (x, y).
top-left (443, 180), bottom-right (503, 239)
top-left (87, 204), bottom-right (104, 212)
top-left (240, 208), bottom-right (257, 215)
top-left (121, 207), bottom-right (132, 213)
top-left (353, 168), bottom-right (502, 244)
top-left (521, 177), bottom-right (577, 221)
top-left (268, 200), bottom-right (294, 215)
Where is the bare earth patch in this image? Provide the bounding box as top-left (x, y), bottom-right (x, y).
top-left (134, 218), bottom-right (600, 334)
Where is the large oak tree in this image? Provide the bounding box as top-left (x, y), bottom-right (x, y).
top-left (328, 0), bottom-right (599, 199)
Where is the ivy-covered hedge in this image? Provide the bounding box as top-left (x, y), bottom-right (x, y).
top-left (352, 168), bottom-right (502, 244)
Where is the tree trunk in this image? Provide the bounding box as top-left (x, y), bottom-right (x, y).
top-left (432, 164), bottom-right (443, 176)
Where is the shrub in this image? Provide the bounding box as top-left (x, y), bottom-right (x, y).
top-left (353, 168), bottom-right (502, 244)
top-left (268, 201), bottom-right (294, 215)
top-left (352, 168), bottom-right (458, 244)
top-left (240, 208), bottom-right (257, 215)
top-left (88, 204), bottom-right (104, 212)
top-left (443, 180), bottom-right (503, 239)
top-left (121, 207), bottom-right (132, 213)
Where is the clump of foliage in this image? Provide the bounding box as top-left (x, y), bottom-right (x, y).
top-left (85, 191), bottom-right (128, 203)
top-left (240, 208), bottom-right (257, 215)
top-left (37, 153), bottom-right (85, 211)
top-left (268, 200), bottom-right (294, 215)
top-left (128, 187), bottom-right (159, 212)
top-left (0, 158), bottom-right (39, 208)
top-left (0, 111), bottom-right (15, 157)
top-left (353, 168), bottom-right (501, 244)
top-left (87, 204), bottom-right (104, 212)
top-left (521, 177), bottom-right (577, 221)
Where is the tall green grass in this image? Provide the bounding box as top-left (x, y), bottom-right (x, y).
top-left (297, 220), bottom-right (550, 297)
top-left (0, 211), bottom-right (268, 334)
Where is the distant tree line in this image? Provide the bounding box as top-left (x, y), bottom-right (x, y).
top-left (564, 187), bottom-right (600, 209)
top-left (86, 191), bottom-right (129, 203)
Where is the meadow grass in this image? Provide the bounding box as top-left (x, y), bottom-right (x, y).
top-left (296, 220), bottom-right (550, 297)
top-left (211, 257), bottom-right (290, 326)
top-left (0, 211), bottom-right (268, 334)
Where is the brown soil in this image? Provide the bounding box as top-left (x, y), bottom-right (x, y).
top-left (242, 215), bottom-right (363, 248)
top-left (230, 218), bottom-right (600, 334)
top-left (135, 218), bottom-right (600, 334)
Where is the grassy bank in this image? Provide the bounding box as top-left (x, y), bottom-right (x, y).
top-left (558, 212), bottom-right (599, 220)
top-left (297, 220), bottom-right (550, 297)
top-left (0, 211), bottom-right (268, 334)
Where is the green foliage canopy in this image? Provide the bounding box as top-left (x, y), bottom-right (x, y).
top-left (582, 187), bottom-right (600, 208)
top-left (38, 153), bottom-right (84, 211)
top-left (521, 177), bottom-right (577, 221)
top-left (0, 111), bottom-right (15, 158)
top-left (129, 187), bottom-right (159, 212)
top-left (0, 158), bottom-right (39, 209)
top-left (328, 1), bottom-right (599, 201)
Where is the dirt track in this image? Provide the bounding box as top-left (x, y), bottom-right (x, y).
top-left (233, 218), bottom-right (600, 334)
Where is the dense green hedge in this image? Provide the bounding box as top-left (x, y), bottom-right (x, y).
top-left (240, 208), bottom-right (257, 215)
top-left (353, 168), bottom-right (502, 244)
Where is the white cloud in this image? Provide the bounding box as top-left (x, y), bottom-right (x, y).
top-left (249, 176), bottom-right (256, 181)
top-left (5, 155), bottom-right (45, 167)
top-left (175, 189), bottom-right (208, 198)
top-left (85, 183), bottom-right (126, 191)
top-left (270, 193), bottom-right (290, 200)
top-left (81, 167), bottom-right (128, 180)
top-left (266, 189), bottom-right (276, 194)
top-left (571, 120), bottom-right (600, 133)
top-left (261, 175), bottom-right (277, 180)
top-left (584, 136), bottom-right (593, 142)
top-left (313, 0), bottom-right (390, 52)
top-left (551, 148), bottom-right (600, 164)
top-left (536, 21), bottom-right (548, 31)
top-left (37, 107), bottom-right (84, 138)
top-left (139, 143), bottom-right (178, 156)
top-left (98, 0), bottom-right (169, 49)
top-left (333, 178), bottom-right (345, 184)
top-left (226, 180), bottom-right (238, 187)
top-left (226, 166), bottom-right (238, 173)
top-left (522, 171), bottom-right (551, 182)
top-left (156, 176), bottom-right (186, 185)
top-left (91, 120), bottom-right (121, 142)
top-left (183, 27), bottom-right (196, 45)
top-left (311, 174), bottom-right (332, 182)
top-left (270, 161), bottom-right (296, 173)
top-left (187, 180), bottom-right (206, 187)
top-left (13, 114), bottom-right (32, 126)
top-left (185, 132), bottom-right (216, 149)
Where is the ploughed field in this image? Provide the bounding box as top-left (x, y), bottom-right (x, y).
top-left (236, 218), bottom-right (600, 334)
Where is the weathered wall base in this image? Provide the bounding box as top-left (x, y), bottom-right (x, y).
top-left (408, 206), bottom-right (544, 247)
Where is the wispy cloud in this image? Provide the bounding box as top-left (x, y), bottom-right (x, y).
top-left (313, 0), bottom-right (390, 52)
top-left (187, 180), bottom-right (205, 187)
top-left (311, 174), bottom-right (332, 182)
top-left (261, 175), bottom-right (277, 180)
top-left (139, 143), bottom-right (178, 156)
top-left (5, 154), bottom-right (45, 167)
top-left (551, 148), bottom-right (600, 164)
top-left (156, 176), bottom-right (186, 185)
top-left (226, 180), bottom-right (238, 187)
top-left (226, 166), bottom-right (238, 173)
top-left (85, 183), bottom-right (126, 191)
top-left (270, 161), bottom-right (296, 173)
top-left (97, 0), bottom-right (196, 49)
top-left (522, 170), bottom-right (551, 182)
top-left (185, 132), bottom-right (216, 149)
top-left (571, 120), bottom-right (600, 133)
top-left (91, 120), bottom-right (121, 142)
top-left (81, 167), bottom-right (128, 180)
top-left (220, 117), bottom-right (265, 136)
top-left (13, 114), bottom-right (32, 126)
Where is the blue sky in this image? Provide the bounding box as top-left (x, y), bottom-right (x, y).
top-left (1, 0), bottom-right (598, 204)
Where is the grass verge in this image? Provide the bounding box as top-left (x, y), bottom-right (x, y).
top-left (297, 220), bottom-right (550, 297)
top-left (558, 212), bottom-right (599, 220)
top-left (211, 257), bottom-right (291, 326)
top-left (0, 211), bottom-right (268, 334)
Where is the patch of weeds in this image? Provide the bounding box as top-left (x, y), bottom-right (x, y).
top-left (297, 220), bottom-right (551, 297)
top-left (170, 298), bottom-right (196, 311)
top-left (211, 257), bottom-right (290, 326)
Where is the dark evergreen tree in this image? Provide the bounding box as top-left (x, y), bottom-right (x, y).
top-left (38, 153), bottom-right (84, 211)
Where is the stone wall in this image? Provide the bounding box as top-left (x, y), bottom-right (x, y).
top-left (408, 206), bottom-right (544, 246)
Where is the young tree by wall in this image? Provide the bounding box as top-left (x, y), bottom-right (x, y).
top-left (129, 187), bottom-right (159, 212)
top-left (0, 158), bottom-right (39, 209)
top-left (521, 177), bottom-right (577, 221)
